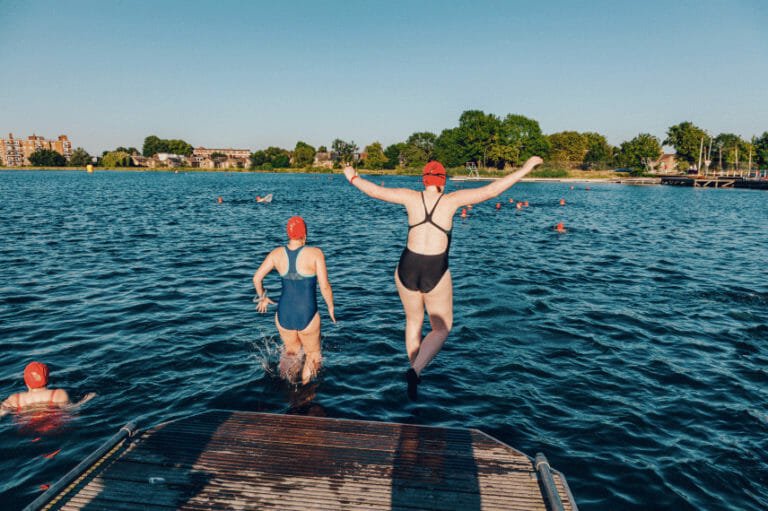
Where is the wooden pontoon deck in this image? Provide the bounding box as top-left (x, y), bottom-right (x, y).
top-left (26, 410), bottom-right (577, 511)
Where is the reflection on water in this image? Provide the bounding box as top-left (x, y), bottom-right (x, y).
top-left (0, 171), bottom-right (766, 510)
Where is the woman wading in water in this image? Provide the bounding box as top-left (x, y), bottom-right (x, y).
top-left (253, 216), bottom-right (336, 384)
top-left (344, 157), bottom-right (542, 399)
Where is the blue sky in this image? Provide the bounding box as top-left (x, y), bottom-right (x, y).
top-left (1, 0), bottom-right (766, 154)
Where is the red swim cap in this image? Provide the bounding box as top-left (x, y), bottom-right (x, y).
top-left (24, 362), bottom-right (49, 389)
top-left (423, 161), bottom-right (446, 188)
top-left (286, 216), bottom-right (307, 239)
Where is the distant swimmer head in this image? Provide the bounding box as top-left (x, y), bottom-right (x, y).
top-left (24, 361), bottom-right (49, 389)
top-left (286, 216), bottom-right (307, 240)
top-left (422, 161), bottom-right (446, 188)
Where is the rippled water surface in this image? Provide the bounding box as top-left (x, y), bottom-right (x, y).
top-left (1, 170), bottom-right (766, 510)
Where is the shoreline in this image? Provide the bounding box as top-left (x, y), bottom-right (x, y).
top-left (0, 166), bottom-right (660, 184)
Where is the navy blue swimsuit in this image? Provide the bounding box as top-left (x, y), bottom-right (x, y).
top-left (277, 247), bottom-right (318, 330)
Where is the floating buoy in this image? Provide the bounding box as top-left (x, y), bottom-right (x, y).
top-left (569, 185), bottom-right (574, 190)
top-left (585, 186), bottom-right (591, 191)
top-left (516, 202), bottom-right (523, 210)
top-left (560, 199), bottom-right (566, 206)
top-left (509, 198), bottom-right (514, 203)
top-left (217, 196), bottom-right (223, 204)
top-left (495, 202), bottom-right (501, 210)
top-left (86, 164), bottom-right (93, 173)
top-left (555, 222), bottom-right (566, 233)
top-left (39, 484), bottom-right (50, 491)
top-left (460, 208), bottom-right (467, 218)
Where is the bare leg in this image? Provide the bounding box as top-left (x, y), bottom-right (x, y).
top-left (395, 270), bottom-right (426, 363)
top-left (412, 270), bottom-right (453, 376)
top-left (276, 315), bottom-right (303, 383)
top-left (297, 313), bottom-right (322, 385)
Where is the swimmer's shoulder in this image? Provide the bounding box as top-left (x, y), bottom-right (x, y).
top-left (50, 388), bottom-right (69, 404)
top-left (1, 392), bottom-right (20, 410)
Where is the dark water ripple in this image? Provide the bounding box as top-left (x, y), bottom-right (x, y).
top-left (0, 171), bottom-right (766, 510)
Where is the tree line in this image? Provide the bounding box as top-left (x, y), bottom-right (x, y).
top-left (15, 116), bottom-right (768, 171)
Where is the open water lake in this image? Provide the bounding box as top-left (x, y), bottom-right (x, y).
top-left (0, 170), bottom-right (766, 510)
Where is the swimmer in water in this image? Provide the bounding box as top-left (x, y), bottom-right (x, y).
top-left (0, 362), bottom-right (95, 417)
top-left (344, 157), bottom-right (543, 400)
top-left (253, 216), bottom-right (336, 384)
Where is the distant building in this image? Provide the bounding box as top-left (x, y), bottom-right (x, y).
top-left (0, 133), bottom-right (73, 166)
top-left (191, 147), bottom-right (250, 169)
top-left (150, 153), bottom-right (187, 168)
top-left (313, 151), bottom-right (333, 169)
top-left (654, 153), bottom-right (677, 174)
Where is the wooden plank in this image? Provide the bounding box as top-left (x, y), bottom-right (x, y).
top-left (43, 411), bottom-right (570, 511)
top-left (92, 458), bottom-right (543, 503)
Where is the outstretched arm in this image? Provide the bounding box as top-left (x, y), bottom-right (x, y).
top-left (314, 250), bottom-right (336, 323)
top-left (253, 250), bottom-right (277, 313)
top-left (448, 156), bottom-right (543, 206)
top-left (343, 165), bottom-right (414, 204)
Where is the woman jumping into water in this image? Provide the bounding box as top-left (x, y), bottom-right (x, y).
top-left (253, 216), bottom-right (336, 384)
top-left (343, 157), bottom-right (542, 399)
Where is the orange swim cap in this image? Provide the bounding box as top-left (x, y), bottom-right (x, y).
top-left (286, 216), bottom-right (307, 239)
top-left (24, 362), bottom-right (49, 389)
top-left (423, 161), bottom-right (446, 188)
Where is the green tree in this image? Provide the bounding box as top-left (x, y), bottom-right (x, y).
top-left (434, 127), bottom-right (467, 168)
top-left (456, 110), bottom-right (502, 167)
top-left (142, 135), bottom-right (192, 156)
top-left (713, 133), bottom-right (751, 170)
top-left (582, 132), bottom-right (613, 169)
top-left (293, 141), bottom-right (316, 168)
top-left (166, 139), bottom-right (193, 156)
top-left (317, 145), bottom-right (328, 153)
top-left (753, 132), bottom-right (768, 168)
top-left (615, 133), bottom-right (661, 170)
top-left (143, 135), bottom-right (164, 157)
top-left (548, 131), bottom-right (588, 167)
top-left (264, 146), bottom-right (290, 168)
top-left (363, 142), bottom-right (387, 170)
top-left (68, 147), bottom-right (92, 166)
top-left (384, 143), bottom-right (405, 169)
top-left (499, 114), bottom-right (549, 167)
top-left (29, 149), bottom-right (66, 167)
top-left (402, 132), bottom-right (437, 166)
top-left (101, 151), bottom-right (133, 168)
top-left (250, 150), bottom-right (267, 168)
top-left (663, 122), bottom-right (707, 165)
top-left (331, 139), bottom-right (358, 164)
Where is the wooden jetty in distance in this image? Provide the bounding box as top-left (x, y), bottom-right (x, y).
top-left (661, 175), bottom-right (768, 190)
top-left (24, 410), bottom-right (577, 511)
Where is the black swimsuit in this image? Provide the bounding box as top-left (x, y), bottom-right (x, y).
top-left (397, 192), bottom-right (452, 293)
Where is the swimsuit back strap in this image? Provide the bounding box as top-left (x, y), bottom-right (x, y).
top-left (426, 193), bottom-right (445, 220)
top-left (285, 246), bottom-right (304, 276)
top-left (410, 192), bottom-right (446, 230)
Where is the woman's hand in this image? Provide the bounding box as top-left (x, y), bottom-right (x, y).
top-left (343, 165), bottom-right (357, 182)
top-left (257, 296), bottom-right (276, 313)
top-left (328, 307), bottom-right (336, 324)
top-left (525, 156), bottom-right (543, 168)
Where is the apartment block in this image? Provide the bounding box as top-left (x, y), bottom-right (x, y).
top-left (0, 133), bottom-right (73, 166)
